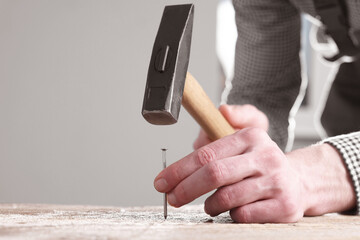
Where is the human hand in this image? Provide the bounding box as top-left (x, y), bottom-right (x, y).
top-left (193, 104), bottom-right (269, 150)
top-left (154, 127), bottom-right (356, 223)
top-left (154, 128), bottom-right (305, 223)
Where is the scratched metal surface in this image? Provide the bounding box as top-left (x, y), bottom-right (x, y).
top-left (0, 204), bottom-right (359, 240)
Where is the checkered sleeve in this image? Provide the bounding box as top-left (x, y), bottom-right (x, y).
top-left (323, 132), bottom-right (360, 214)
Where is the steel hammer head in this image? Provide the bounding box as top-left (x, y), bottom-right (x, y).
top-left (142, 4), bottom-right (194, 125)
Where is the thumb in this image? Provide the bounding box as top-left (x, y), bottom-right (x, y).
top-left (219, 104), bottom-right (269, 131)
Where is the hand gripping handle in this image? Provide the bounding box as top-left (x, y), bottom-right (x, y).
top-left (182, 73), bottom-right (235, 140)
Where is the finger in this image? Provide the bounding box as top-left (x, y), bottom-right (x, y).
top-left (167, 153), bottom-right (258, 207)
top-left (220, 104), bottom-right (268, 131)
top-left (230, 199), bottom-right (302, 223)
top-left (204, 176), bottom-right (273, 217)
top-left (193, 130), bottom-right (212, 150)
top-left (154, 129), bottom-right (261, 193)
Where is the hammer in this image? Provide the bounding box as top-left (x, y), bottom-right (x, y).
top-left (142, 4), bottom-right (235, 141)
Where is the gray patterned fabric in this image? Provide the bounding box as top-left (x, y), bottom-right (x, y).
top-left (229, 0), bottom-right (360, 214)
top-left (229, 0), bottom-right (303, 150)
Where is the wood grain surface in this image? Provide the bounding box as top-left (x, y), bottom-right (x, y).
top-left (0, 204), bottom-right (359, 240)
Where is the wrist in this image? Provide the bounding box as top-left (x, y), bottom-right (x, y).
top-left (287, 144), bottom-right (356, 216)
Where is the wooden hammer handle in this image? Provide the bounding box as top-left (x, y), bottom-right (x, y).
top-left (182, 72), bottom-right (236, 140)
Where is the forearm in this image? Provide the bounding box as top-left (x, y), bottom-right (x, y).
top-left (287, 144), bottom-right (356, 215)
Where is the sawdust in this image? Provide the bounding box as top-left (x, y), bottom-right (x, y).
top-left (0, 204), bottom-right (232, 226)
top-left (0, 204), bottom-right (231, 240)
top-left (0, 204), bottom-right (359, 240)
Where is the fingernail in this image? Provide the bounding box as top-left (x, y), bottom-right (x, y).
top-left (168, 192), bottom-right (177, 206)
top-left (154, 178), bottom-right (168, 192)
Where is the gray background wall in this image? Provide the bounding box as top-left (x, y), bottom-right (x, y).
top-left (0, 0), bottom-right (219, 206)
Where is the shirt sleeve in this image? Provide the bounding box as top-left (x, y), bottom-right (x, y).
top-left (323, 132), bottom-right (360, 214)
top-left (228, 0), bottom-right (302, 151)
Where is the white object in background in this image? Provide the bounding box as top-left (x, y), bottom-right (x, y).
top-left (216, 0), bottom-right (237, 105)
top-left (216, 2), bottom-right (336, 144)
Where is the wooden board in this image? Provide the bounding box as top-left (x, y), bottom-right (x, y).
top-left (0, 204), bottom-right (359, 239)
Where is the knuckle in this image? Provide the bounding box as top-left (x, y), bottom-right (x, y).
top-left (238, 127), bottom-right (267, 143)
top-left (169, 164), bottom-right (182, 182)
top-left (270, 175), bottom-right (283, 189)
top-left (258, 147), bottom-right (285, 170)
top-left (196, 146), bottom-right (217, 166)
top-left (231, 207), bottom-right (251, 223)
top-left (238, 105), bottom-right (269, 131)
top-left (259, 114), bottom-right (269, 130)
top-left (278, 196), bottom-right (300, 220)
top-left (174, 184), bottom-right (187, 204)
top-left (206, 162), bottom-right (226, 186)
top-left (242, 104), bottom-right (257, 113)
top-left (267, 175), bottom-right (285, 196)
top-left (216, 188), bottom-right (232, 209)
